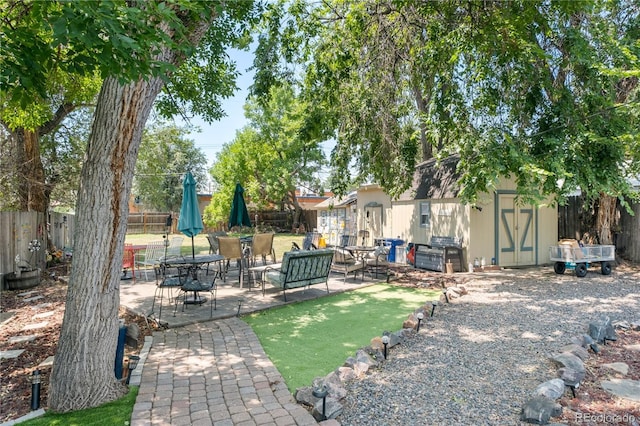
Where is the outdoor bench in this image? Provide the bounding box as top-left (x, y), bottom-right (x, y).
top-left (263, 248), bottom-right (334, 301)
top-left (414, 236), bottom-right (464, 272)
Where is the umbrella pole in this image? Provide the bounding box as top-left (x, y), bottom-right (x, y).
top-left (192, 236), bottom-right (195, 259)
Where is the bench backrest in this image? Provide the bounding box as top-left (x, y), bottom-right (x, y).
top-left (279, 248), bottom-right (334, 285)
top-left (430, 236), bottom-right (463, 249)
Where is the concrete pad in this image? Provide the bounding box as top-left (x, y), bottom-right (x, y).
top-left (601, 379), bottom-right (640, 402)
top-left (8, 334), bottom-right (38, 344)
top-left (0, 349), bottom-right (25, 360)
top-left (22, 321), bottom-right (48, 331)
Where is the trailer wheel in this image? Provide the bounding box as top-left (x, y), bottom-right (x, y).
top-left (601, 261), bottom-right (612, 275)
top-left (554, 262), bottom-right (566, 274)
top-left (575, 263), bottom-right (588, 277)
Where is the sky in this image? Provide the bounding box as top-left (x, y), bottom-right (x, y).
top-left (180, 47), bottom-right (335, 190)
top-left (180, 47), bottom-right (254, 166)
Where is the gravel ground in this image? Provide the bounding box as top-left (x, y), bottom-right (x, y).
top-left (337, 264), bottom-right (640, 426)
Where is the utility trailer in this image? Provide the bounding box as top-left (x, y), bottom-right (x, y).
top-left (549, 242), bottom-right (615, 277)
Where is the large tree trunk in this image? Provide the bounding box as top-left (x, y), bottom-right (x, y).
top-left (618, 201), bottom-right (640, 262)
top-left (48, 77), bottom-right (162, 411)
top-left (48, 11), bottom-right (214, 411)
top-left (14, 128), bottom-right (47, 212)
top-left (596, 193), bottom-right (618, 245)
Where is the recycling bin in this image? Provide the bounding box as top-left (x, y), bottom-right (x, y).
top-left (114, 323), bottom-right (127, 380)
top-left (380, 238), bottom-right (405, 263)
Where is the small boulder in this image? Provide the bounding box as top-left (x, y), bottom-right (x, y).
top-left (533, 379), bottom-right (565, 400)
top-left (312, 396), bottom-right (343, 421)
top-left (550, 353), bottom-right (585, 373)
top-left (588, 315), bottom-right (617, 344)
top-left (558, 367), bottom-right (585, 388)
top-left (335, 366), bottom-right (356, 383)
top-left (560, 344), bottom-right (589, 361)
top-left (520, 396), bottom-right (562, 424)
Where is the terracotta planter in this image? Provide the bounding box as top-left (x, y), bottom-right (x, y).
top-left (4, 269), bottom-right (41, 290)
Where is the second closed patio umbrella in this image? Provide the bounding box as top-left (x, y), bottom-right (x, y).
top-left (228, 183), bottom-right (251, 229)
top-left (178, 172), bottom-right (204, 259)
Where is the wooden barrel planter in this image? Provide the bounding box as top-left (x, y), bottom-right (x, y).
top-left (4, 269), bottom-right (41, 290)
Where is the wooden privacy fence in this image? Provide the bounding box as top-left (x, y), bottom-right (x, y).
top-left (0, 211), bottom-right (76, 276)
top-left (127, 212), bottom-right (174, 234)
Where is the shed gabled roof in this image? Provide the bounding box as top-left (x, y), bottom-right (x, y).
top-left (314, 191), bottom-right (357, 209)
top-left (398, 155), bottom-right (461, 201)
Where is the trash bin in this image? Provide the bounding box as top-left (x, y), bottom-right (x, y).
top-left (381, 238), bottom-right (404, 263)
top-left (114, 322), bottom-right (127, 380)
top-left (395, 245), bottom-right (407, 264)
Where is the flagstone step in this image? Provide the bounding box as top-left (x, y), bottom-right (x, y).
top-left (8, 334), bottom-right (38, 344)
top-left (34, 311), bottom-right (55, 319)
top-left (17, 290), bottom-right (38, 297)
top-left (30, 303), bottom-right (52, 310)
top-left (23, 295), bottom-right (44, 303)
top-left (22, 321), bottom-right (48, 331)
top-left (0, 349), bottom-right (25, 360)
top-left (0, 311), bottom-right (14, 326)
top-left (38, 356), bottom-right (55, 368)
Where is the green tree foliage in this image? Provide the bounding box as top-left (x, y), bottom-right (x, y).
top-left (0, 0), bottom-right (257, 212)
top-left (133, 122), bottom-right (208, 212)
top-left (205, 84), bottom-right (326, 225)
top-left (41, 108), bottom-right (92, 210)
top-left (2, 0), bottom-right (260, 413)
top-left (253, 0), bottom-right (639, 210)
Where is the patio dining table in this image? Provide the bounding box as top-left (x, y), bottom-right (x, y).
top-left (163, 254), bottom-right (224, 304)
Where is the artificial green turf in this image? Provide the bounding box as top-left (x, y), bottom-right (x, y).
top-left (243, 283), bottom-right (439, 393)
top-left (20, 386), bottom-right (138, 426)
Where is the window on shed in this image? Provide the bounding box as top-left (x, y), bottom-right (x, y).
top-left (420, 201), bottom-right (431, 227)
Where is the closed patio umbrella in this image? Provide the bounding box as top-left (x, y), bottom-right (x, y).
top-left (229, 183), bottom-right (251, 229)
top-left (178, 172), bottom-right (204, 259)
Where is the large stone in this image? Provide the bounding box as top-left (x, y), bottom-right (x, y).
top-left (601, 379), bottom-right (640, 402)
top-left (550, 352), bottom-right (585, 373)
top-left (335, 366), bottom-right (356, 383)
top-left (533, 379), bottom-right (565, 400)
top-left (355, 348), bottom-right (379, 367)
top-left (403, 318), bottom-right (417, 330)
top-left (295, 386), bottom-right (314, 405)
top-left (352, 361), bottom-right (370, 376)
top-left (312, 396), bottom-right (343, 421)
top-left (560, 344), bottom-right (589, 361)
top-left (323, 371), bottom-right (347, 400)
top-left (588, 315), bottom-right (617, 344)
top-left (520, 396), bottom-right (562, 424)
top-left (558, 367), bottom-right (585, 387)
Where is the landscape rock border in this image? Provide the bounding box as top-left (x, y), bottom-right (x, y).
top-left (520, 315), bottom-right (640, 425)
top-left (294, 286), bottom-right (466, 422)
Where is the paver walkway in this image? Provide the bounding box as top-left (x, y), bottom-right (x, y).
top-left (130, 317), bottom-right (318, 426)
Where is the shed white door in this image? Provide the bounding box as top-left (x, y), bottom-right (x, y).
top-left (497, 194), bottom-right (536, 266)
top-left (364, 204), bottom-right (383, 244)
